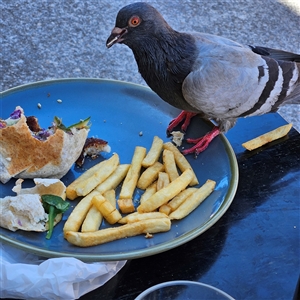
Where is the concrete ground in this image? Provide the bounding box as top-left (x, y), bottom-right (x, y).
top-left (1, 0), bottom-right (299, 131)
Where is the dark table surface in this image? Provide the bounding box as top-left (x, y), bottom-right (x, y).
top-left (80, 112), bottom-right (300, 300)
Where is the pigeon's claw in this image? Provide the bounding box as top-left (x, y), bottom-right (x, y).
top-left (167, 111), bottom-right (197, 134)
top-left (183, 126), bottom-right (220, 157)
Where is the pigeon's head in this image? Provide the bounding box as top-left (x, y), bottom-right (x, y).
top-left (106, 2), bottom-right (170, 49)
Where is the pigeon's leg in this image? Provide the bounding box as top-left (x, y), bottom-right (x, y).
top-left (182, 126), bottom-right (220, 156)
top-left (167, 111), bottom-right (197, 133)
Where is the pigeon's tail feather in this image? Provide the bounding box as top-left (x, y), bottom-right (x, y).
top-left (249, 45), bottom-right (300, 62)
top-left (284, 85), bottom-right (300, 105)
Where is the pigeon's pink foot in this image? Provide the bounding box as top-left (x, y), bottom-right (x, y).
top-left (182, 126), bottom-right (220, 156)
top-left (167, 111), bottom-right (197, 133)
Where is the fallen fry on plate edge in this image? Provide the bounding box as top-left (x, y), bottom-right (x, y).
top-left (242, 123), bottom-right (293, 151)
top-left (65, 218), bottom-right (171, 247)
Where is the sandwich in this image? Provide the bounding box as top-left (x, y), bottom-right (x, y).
top-left (0, 106), bottom-right (90, 184)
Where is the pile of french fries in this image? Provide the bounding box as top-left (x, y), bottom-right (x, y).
top-left (64, 136), bottom-right (216, 247)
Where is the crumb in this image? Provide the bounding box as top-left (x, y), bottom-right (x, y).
top-left (57, 99), bottom-right (62, 103)
top-left (139, 131), bottom-right (143, 136)
top-left (145, 232), bottom-right (153, 239)
top-left (37, 103), bottom-right (42, 109)
top-left (6, 157), bottom-right (11, 161)
top-left (171, 131), bottom-right (185, 146)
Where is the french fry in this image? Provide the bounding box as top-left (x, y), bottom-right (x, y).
top-left (117, 198), bottom-right (135, 214)
top-left (137, 161), bottom-right (164, 190)
top-left (66, 161), bottom-right (107, 200)
top-left (81, 205), bottom-right (103, 232)
top-left (137, 168), bottom-right (194, 213)
top-left (119, 211), bottom-right (168, 224)
top-left (162, 149), bottom-right (179, 182)
top-left (158, 204), bottom-right (172, 215)
top-left (119, 146), bottom-right (146, 199)
top-left (92, 194), bottom-right (122, 224)
top-left (63, 190), bottom-right (99, 234)
top-left (166, 188), bottom-right (198, 212)
top-left (158, 186), bottom-right (197, 215)
top-left (75, 154), bottom-right (119, 197)
top-left (64, 135), bottom-right (214, 248)
top-left (163, 142), bottom-right (199, 186)
top-left (156, 172), bottom-right (170, 190)
top-left (95, 164), bottom-right (130, 194)
top-left (118, 212), bottom-right (140, 224)
top-left (142, 136), bottom-right (164, 167)
top-left (65, 218), bottom-right (171, 247)
top-left (140, 181), bottom-right (157, 204)
top-left (242, 123), bottom-right (293, 151)
top-left (103, 190), bottom-right (116, 208)
top-left (169, 179), bottom-right (216, 220)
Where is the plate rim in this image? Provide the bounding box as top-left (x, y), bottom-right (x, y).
top-left (0, 78), bottom-right (239, 261)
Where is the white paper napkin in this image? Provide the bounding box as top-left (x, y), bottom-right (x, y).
top-left (0, 242), bottom-right (126, 299)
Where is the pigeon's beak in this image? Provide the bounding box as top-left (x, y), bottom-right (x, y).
top-left (106, 27), bottom-right (128, 48)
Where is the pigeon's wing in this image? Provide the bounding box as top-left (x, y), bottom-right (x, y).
top-left (249, 45), bottom-right (300, 62)
top-left (182, 33), bottom-right (299, 120)
top-left (248, 46), bottom-right (300, 105)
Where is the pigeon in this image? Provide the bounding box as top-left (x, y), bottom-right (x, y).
top-left (106, 2), bottom-right (300, 156)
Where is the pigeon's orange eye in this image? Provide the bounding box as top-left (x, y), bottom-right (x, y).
top-left (129, 16), bottom-right (141, 27)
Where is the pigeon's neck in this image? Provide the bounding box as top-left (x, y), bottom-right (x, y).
top-left (131, 30), bottom-right (195, 78)
top-left (129, 30), bottom-right (198, 111)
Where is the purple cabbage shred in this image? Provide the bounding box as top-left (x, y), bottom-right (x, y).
top-left (32, 128), bottom-right (55, 140)
top-left (10, 109), bottom-right (22, 119)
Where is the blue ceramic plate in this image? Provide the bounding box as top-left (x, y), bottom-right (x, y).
top-left (0, 79), bottom-right (238, 262)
